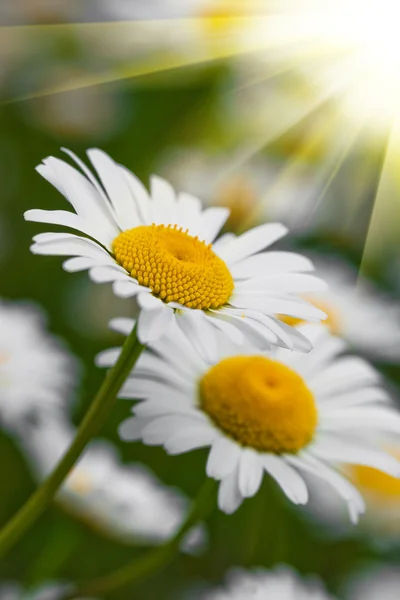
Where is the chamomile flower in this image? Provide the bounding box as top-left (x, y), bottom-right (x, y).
top-left (24, 148), bottom-right (326, 350)
top-left (21, 415), bottom-right (204, 550)
top-left (0, 582), bottom-right (92, 600)
top-left (100, 319), bottom-right (400, 521)
top-left (345, 565), bottom-right (400, 600)
top-left (161, 149), bottom-right (317, 234)
top-left (196, 565), bottom-right (336, 600)
top-left (305, 438), bottom-right (400, 541)
top-left (282, 255), bottom-right (400, 362)
top-left (0, 299), bottom-right (76, 430)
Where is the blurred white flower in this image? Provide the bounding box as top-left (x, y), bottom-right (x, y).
top-left (197, 565), bottom-right (336, 600)
top-left (21, 415), bottom-right (205, 551)
top-left (22, 66), bottom-right (127, 142)
top-left (303, 438), bottom-right (400, 542)
top-left (160, 149), bottom-right (317, 234)
top-left (88, 0), bottom-right (204, 21)
top-left (25, 147), bottom-right (326, 349)
top-left (104, 318), bottom-right (400, 521)
top-left (345, 565), bottom-right (400, 600)
top-left (0, 581), bottom-right (92, 600)
top-left (284, 255), bottom-right (400, 362)
top-left (0, 299), bottom-right (77, 431)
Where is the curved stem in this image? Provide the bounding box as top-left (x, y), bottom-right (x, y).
top-left (67, 478), bottom-right (217, 599)
top-left (0, 324), bottom-right (144, 558)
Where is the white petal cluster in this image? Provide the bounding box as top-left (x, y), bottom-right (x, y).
top-left (0, 582), bottom-right (92, 600)
top-left (198, 566), bottom-right (336, 600)
top-left (345, 566), bottom-right (400, 600)
top-left (99, 319), bottom-right (400, 522)
top-left (0, 300), bottom-right (77, 430)
top-left (20, 415), bottom-right (204, 551)
top-left (309, 255), bottom-right (400, 362)
top-left (25, 148), bottom-right (326, 348)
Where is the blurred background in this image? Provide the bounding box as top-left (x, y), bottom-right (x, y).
top-left (1, 1), bottom-right (400, 598)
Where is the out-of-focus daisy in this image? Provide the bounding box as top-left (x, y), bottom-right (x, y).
top-left (100, 318), bottom-right (400, 521)
top-left (21, 415), bottom-right (204, 550)
top-left (281, 255), bottom-right (400, 362)
top-left (25, 148), bottom-right (326, 349)
top-left (346, 443), bottom-right (400, 540)
top-left (0, 581), bottom-right (92, 600)
top-left (0, 299), bottom-right (76, 430)
top-left (195, 565), bottom-right (336, 600)
top-left (345, 565), bottom-right (400, 600)
top-left (161, 149), bottom-right (317, 234)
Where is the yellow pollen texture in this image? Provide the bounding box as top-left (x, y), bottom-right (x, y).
top-left (112, 224), bottom-right (234, 309)
top-left (199, 355), bottom-right (318, 453)
top-left (279, 298), bottom-right (341, 335)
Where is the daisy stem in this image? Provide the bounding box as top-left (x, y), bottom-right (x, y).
top-left (0, 323), bottom-right (144, 558)
top-left (65, 477), bottom-right (217, 599)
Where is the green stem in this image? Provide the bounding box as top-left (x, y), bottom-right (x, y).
top-left (66, 478), bottom-right (217, 599)
top-left (0, 323), bottom-right (144, 558)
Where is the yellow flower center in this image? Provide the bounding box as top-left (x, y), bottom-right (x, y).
top-left (112, 224), bottom-right (234, 309)
top-left (199, 355), bottom-right (318, 453)
top-left (279, 298), bottom-right (341, 335)
top-left (215, 177), bottom-right (258, 233)
top-left (68, 470), bottom-right (93, 496)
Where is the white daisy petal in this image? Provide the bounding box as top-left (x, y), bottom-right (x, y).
top-left (89, 265), bottom-right (129, 283)
top-left (176, 192), bottom-right (202, 235)
top-left (137, 293), bottom-right (164, 311)
top-left (113, 280), bottom-right (150, 298)
top-left (150, 175), bottom-right (178, 225)
top-left (197, 207), bottom-right (230, 243)
top-left (318, 387), bottom-right (389, 411)
top-left (137, 305), bottom-right (175, 344)
top-left (289, 454), bottom-right (365, 523)
top-left (217, 223), bottom-right (288, 265)
top-left (231, 295), bottom-right (327, 321)
top-left (134, 397), bottom-right (196, 417)
top-left (108, 317), bottom-right (135, 335)
top-left (234, 274), bottom-right (327, 294)
top-left (231, 251), bottom-right (314, 279)
top-left (164, 426), bottom-right (218, 454)
top-left (87, 148), bottom-right (140, 230)
top-left (176, 311), bottom-right (218, 364)
top-left (95, 347), bottom-right (121, 368)
top-left (207, 437), bottom-right (242, 480)
top-left (311, 357), bottom-right (380, 396)
top-left (238, 449), bottom-right (264, 498)
top-left (119, 417), bottom-right (150, 441)
top-left (218, 467), bottom-right (243, 514)
top-left (310, 437), bottom-right (400, 477)
top-left (30, 232), bottom-right (113, 260)
top-left (142, 415), bottom-right (208, 445)
top-left (62, 256), bottom-right (99, 272)
top-left (25, 209), bottom-right (113, 246)
top-left (120, 165), bottom-right (152, 224)
top-left (262, 455), bottom-right (309, 505)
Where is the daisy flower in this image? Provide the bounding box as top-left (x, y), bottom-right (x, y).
top-left (281, 255), bottom-right (400, 362)
top-left (99, 318), bottom-right (400, 522)
top-left (160, 149), bottom-right (317, 235)
top-left (194, 565), bottom-right (336, 600)
top-left (21, 415), bottom-right (204, 551)
top-left (0, 582), bottom-right (92, 600)
top-left (305, 437), bottom-right (400, 541)
top-left (345, 565), bottom-right (400, 600)
top-left (24, 148), bottom-right (326, 349)
top-left (0, 299), bottom-right (77, 430)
